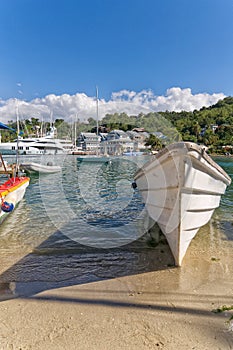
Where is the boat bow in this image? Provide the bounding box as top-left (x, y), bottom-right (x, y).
top-left (134, 142), bottom-right (231, 266)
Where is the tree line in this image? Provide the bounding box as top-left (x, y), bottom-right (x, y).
top-left (2, 96), bottom-right (233, 154)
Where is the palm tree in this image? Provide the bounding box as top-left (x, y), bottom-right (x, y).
top-left (145, 134), bottom-right (163, 151)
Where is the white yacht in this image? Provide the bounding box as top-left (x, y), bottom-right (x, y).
top-left (0, 126), bottom-right (75, 155)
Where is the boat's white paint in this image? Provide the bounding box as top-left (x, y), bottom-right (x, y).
top-left (20, 162), bottom-right (61, 174)
top-left (0, 179), bottom-right (30, 223)
top-left (134, 142), bottom-right (231, 266)
top-left (0, 126), bottom-right (75, 155)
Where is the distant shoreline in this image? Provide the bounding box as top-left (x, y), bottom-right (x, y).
top-left (210, 153), bottom-right (233, 158)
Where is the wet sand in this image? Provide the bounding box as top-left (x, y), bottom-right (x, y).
top-left (0, 222), bottom-right (233, 349)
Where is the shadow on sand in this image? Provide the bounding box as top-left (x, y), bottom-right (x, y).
top-left (0, 223), bottom-right (174, 300)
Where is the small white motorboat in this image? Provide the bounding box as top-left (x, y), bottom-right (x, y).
top-left (134, 142), bottom-right (232, 266)
top-left (20, 162), bottom-right (61, 174)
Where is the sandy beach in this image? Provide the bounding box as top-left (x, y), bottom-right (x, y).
top-left (0, 222), bottom-right (233, 350)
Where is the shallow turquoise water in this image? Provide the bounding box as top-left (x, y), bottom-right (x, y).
top-left (0, 154), bottom-right (232, 297)
top-left (0, 153), bottom-right (232, 251)
top-left (213, 156), bottom-right (233, 222)
top-left (9, 155), bottom-right (151, 250)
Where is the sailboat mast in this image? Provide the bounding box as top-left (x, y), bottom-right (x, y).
top-left (74, 114), bottom-right (77, 147)
top-left (16, 99), bottom-right (20, 172)
top-left (96, 86), bottom-right (99, 136)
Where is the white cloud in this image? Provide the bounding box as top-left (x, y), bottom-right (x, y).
top-left (0, 87), bottom-right (225, 124)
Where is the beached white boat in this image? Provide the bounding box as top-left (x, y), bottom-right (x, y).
top-left (134, 142), bottom-right (232, 266)
top-left (20, 162), bottom-right (61, 174)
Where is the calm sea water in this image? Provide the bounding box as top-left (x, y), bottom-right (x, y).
top-left (2, 155), bottom-right (151, 250)
top-left (0, 154), bottom-right (232, 297)
top-left (213, 156), bottom-right (233, 218)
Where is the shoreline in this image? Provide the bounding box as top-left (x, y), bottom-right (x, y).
top-left (0, 222), bottom-right (233, 349)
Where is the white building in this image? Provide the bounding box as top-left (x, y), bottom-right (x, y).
top-left (77, 132), bottom-right (101, 152)
top-left (100, 129), bottom-right (134, 155)
top-left (126, 130), bottom-right (150, 150)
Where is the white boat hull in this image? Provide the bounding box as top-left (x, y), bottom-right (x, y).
top-left (0, 134), bottom-right (74, 156)
top-left (20, 162), bottom-right (61, 174)
top-left (134, 142), bottom-right (231, 266)
top-left (0, 178), bottom-right (30, 223)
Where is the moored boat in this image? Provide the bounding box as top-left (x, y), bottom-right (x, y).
top-left (0, 126), bottom-right (75, 155)
top-left (20, 162), bottom-right (61, 174)
top-left (134, 142), bottom-right (232, 266)
top-left (0, 121), bottom-right (30, 223)
top-left (0, 176), bottom-right (30, 223)
top-left (77, 155), bottom-right (111, 163)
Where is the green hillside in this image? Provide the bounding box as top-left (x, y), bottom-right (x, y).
top-left (2, 96), bottom-right (233, 154)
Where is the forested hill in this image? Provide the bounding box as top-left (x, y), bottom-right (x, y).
top-left (99, 96), bottom-right (233, 153)
top-left (159, 96), bottom-right (233, 152)
top-left (3, 96), bottom-right (233, 154)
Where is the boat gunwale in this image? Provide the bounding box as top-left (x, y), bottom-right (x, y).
top-left (134, 142), bottom-right (232, 185)
top-left (0, 177), bottom-right (30, 197)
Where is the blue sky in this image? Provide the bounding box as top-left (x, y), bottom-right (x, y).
top-left (0, 0), bottom-right (232, 121)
